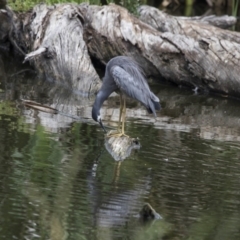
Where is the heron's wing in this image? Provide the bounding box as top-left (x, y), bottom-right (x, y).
top-left (111, 65), bottom-right (160, 114)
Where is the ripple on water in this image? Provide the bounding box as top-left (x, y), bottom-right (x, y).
top-left (125, 120), bottom-right (240, 239)
top-left (2, 77), bottom-right (240, 239)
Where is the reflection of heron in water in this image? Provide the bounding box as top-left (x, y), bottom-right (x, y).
top-left (92, 56), bottom-right (161, 137)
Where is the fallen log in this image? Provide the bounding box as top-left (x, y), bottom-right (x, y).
top-left (138, 6), bottom-right (239, 43)
top-left (138, 6), bottom-right (237, 30)
top-left (22, 3), bottom-right (101, 96)
top-left (80, 3), bottom-right (240, 98)
top-left (2, 3), bottom-right (240, 98)
top-left (177, 15), bottom-right (237, 29)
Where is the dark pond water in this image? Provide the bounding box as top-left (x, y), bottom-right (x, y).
top-left (1, 50), bottom-right (240, 240)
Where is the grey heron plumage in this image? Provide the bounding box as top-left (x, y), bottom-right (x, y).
top-left (92, 56), bottom-right (161, 135)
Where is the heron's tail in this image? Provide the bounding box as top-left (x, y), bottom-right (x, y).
top-left (151, 92), bottom-right (161, 116)
top-left (153, 100), bottom-right (161, 111)
top-left (146, 99), bottom-right (161, 117)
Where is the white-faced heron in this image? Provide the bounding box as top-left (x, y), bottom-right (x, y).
top-left (92, 56), bottom-right (161, 136)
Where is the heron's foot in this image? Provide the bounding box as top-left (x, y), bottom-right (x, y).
top-left (106, 130), bottom-right (129, 138)
top-left (107, 133), bottom-right (129, 138)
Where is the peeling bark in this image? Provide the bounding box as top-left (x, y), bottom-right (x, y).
top-left (1, 3), bottom-right (240, 98)
top-left (138, 6), bottom-right (237, 30)
top-left (82, 3), bottom-right (240, 97)
top-left (23, 4), bottom-right (101, 96)
top-left (138, 6), bottom-right (239, 43)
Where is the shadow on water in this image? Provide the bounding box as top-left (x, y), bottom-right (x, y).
top-left (2, 46), bottom-right (240, 239)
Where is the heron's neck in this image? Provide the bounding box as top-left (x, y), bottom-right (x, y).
top-left (93, 88), bottom-right (111, 115)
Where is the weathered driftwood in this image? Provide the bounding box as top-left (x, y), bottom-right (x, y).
top-left (138, 6), bottom-right (236, 30)
top-left (80, 3), bottom-right (160, 76)
top-left (138, 6), bottom-right (239, 42)
top-left (104, 132), bottom-right (140, 161)
top-left (2, 3), bottom-right (240, 99)
top-left (177, 15), bottom-right (237, 29)
top-left (80, 3), bottom-right (240, 97)
top-left (22, 3), bottom-right (101, 96)
top-left (21, 99), bottom-right (58, 114)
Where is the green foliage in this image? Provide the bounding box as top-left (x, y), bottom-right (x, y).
top-left (8, 0), bottom-right (100, 11)
top-left (232, 0), bottom-right (239, 16)
top-left (8, 0), bottom-right (146, 13)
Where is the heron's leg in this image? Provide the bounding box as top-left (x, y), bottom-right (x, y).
top-left (118, 93), bottom-right (123, 132)
top-left (121, 97), bottom-right (126, 135)
top-left (106, 96), bottom-right (129, 138)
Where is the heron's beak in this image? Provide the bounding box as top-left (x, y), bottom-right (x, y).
top-left (99, 119), bottom-right (107, 133)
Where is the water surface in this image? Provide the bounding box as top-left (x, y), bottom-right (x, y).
top-left (1, 52), bottom-right (240, 240)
